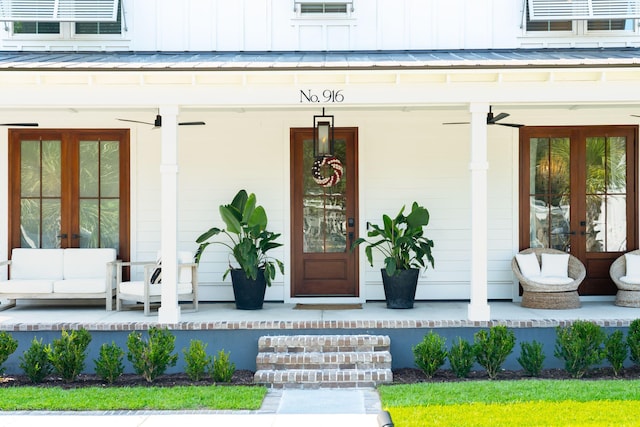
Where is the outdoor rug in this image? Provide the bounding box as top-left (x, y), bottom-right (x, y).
top-left (294, 303), bottom-right (362, 310)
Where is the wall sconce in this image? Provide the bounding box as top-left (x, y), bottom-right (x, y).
top-left (313, 108), bottom-right (334, 157)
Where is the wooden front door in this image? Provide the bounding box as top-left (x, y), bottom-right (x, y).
top-left (290, 127), bottom-right (359, 297)
top-left (519, 126), bottom-right (638, 295)
top-left (8, 129), bottom-right (130, 261)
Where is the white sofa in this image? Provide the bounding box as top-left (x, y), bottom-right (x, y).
top-left (0, 248), bottom-right (117, 311)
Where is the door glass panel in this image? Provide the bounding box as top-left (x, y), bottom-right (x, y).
top-left (529, 137), bottom-right (571, 251)
top-left (100, 141), bottom-right (120, 197)
top-left (20, 140), bottom-right (62, 248)
top-left (585, 136), bottom-right (627, 253)
top-left (79, 140), bottom-right (121, 248)
top-left (302, 139), bottom-right (347, 253)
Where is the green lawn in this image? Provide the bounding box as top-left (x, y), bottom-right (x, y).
top-left (0, 385), bottom-right (267, 411)
top-left (379, 380), bottom-right (640, 426)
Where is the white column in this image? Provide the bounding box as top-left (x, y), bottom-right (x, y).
top-left (468, 103), bottom-right (491, 321)
top-left (158, 105), bottom-right (180, 323)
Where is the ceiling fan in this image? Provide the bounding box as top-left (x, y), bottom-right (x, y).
top-left (117, 114), bottom-right (205, 128)
top-left (0, 122), bottom-right (38, 127)
top-left (443, 106), bottom-right (524, 128)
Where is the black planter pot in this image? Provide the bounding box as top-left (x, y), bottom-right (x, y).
top-left (230, 268), bottom-right (267, 310)
top-left (381, 268), bottom-right (419, 309)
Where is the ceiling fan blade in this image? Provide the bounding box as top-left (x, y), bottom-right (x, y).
top-left (489, 112), bottom-right (510, 123)
top-left (631, 115), bottom-right (640, 118)
top-left (0, 122), bottom-right (39, 126)
top-left (117, 118), bottom-right (154, 126)
top-left (496, 122), bottom-right (524, 128)
top-left (179, 121), bottom-right (206, 126)
top-left (442, 122), bottom-right (470, 125)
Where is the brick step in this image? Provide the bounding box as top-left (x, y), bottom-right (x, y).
top-left (253, 368), bottom-right (393, 389)
top-left (256, 350), bottom-right (392, 371)
top-left (257, 334), bottom-right (390, 353)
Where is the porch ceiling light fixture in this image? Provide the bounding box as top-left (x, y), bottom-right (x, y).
top-left (313, 107), bottom-right (334, 157)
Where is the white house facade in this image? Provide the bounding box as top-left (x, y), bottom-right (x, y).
top-left (1, 0), bottom-right (640, 322)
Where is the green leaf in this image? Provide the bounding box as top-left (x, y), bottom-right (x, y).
top-left (220, 205), bottom-right (242, 235)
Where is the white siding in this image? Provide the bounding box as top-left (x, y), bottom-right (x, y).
top-left (1, 0), bottom-right (638, 51)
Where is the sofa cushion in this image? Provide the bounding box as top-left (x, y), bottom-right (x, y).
top-left (515, 253), bottom-right (541, 279)
top-left (0, 279), bottom-right (54, 294)
top-left (10, 248), bottom-right (64, 280)
top-left (119, 281), bottom-right (192, 297)
top-left (63, 248), bottom-right (117, 280)
top-left (527, 275), bottom-right (574, 285)
top-left (541, 253), bottom-right (570, 278)
top-left (53, 278), bottom-right (107, 294)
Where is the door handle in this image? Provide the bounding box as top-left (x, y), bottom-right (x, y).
top-left (57, 233), bottom-right (68, 239)
top-left (72, 233), bottom-right (81, 239)
top-left (348, 232), bottom-right (354, 244)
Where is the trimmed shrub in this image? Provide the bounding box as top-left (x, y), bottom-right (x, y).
top-left (473, 325), bottom-right (515, 380)
top-left (127, 326), bottom-right (178, 383)
top-left (554, 320), bottom-right (606, 379)
top-left (19, 337), bottom-right (53, 383)
top-left (211, 349), bottom-right (235, 383)
top-left (605, 330), bottom-right (627, 377)
top-left (448, 337), bottom-right (474, 379)
top-left (94, 341), bottom-right (125, 384)
top-left (0, 331), bottom-right (18, 375)
top-left (627, 319), bottom-right (640, 366)
top-left (47, 328), bottom-right (92, 382)
top-left (183, 339), bottom-right (213, 381)
top-left (517, 340), bottom-right (545, 377)
top-left (413, 331), bottom-right (447, 378)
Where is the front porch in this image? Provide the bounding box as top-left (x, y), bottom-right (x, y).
top-left (0, 300), bottom-right (638, 375)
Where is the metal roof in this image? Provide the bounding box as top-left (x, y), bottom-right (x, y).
top-left (0, 48), bottom-right (639, 71)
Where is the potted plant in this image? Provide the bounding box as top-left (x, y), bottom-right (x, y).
top-left (352, 202), bottom-right (434, 308)
top-left (194, 189), bottom-right (284, 310)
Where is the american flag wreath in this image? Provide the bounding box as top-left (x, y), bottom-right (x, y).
top-left (311, 156), bottom-right (343, 187)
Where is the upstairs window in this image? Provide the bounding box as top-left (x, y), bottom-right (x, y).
top-left (528, 0), bottom-right (640, 21)
top-left (294, 1), bottom-right (354, 17)
top-left (5, 0), bottom-right (123, 36)
top-left (525, 0), bottom-right (637, 33)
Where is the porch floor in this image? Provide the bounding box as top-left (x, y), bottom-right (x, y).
top-left (0, 300), bottom-right (638, 331)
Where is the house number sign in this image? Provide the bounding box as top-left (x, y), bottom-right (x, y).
top-left (299, 89), bottom-right (344, 103)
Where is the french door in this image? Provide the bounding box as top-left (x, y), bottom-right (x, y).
top-left (8, 129), bottom-right (130, 261)
top-left (290, 128), bottom-right (359, 297)
top-left (519, 126), bottom-right (638, 295)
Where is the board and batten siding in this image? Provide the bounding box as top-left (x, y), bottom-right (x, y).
top-left (125, 109), bottom-right (518, 302)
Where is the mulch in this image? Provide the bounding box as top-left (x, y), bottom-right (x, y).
top-left (2, 365), bottom-right (640, 388)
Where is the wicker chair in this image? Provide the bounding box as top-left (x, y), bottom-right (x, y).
top-left (609, 249), bottom-right (640, 308)
top-left (512, 248), bottom-right (585, 309)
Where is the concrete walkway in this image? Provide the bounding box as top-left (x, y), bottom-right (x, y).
top-left (0, 388), bottom-right (388, 427)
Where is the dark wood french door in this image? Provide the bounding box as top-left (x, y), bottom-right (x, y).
top-left (8, 129), bottom-right (130, 261)
top-left (290, 127), bottom-right (359, 297)
top-left (519, 126), bottom-right (638, 295)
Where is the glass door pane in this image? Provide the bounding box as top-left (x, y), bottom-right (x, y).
top-left (302, 139), bottom-right (347, 253)
top-left (528, 137), bottom-right (571, 251)
top-left (20, 139), bottom-right (61, 248)
top-left (585, 136), bottom-right (627, 252)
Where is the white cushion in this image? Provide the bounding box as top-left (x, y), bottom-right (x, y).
top-left (515, 253), bottom-right (541, 279)
top-left (625, 253), bottom-right (640, 277)
top-left (0, 279), bottom-right (53, 294)
top-left (541, 253), bottom-right (570, 278)
top-left (528, 275), bottom-right (574, 285)
top-left (54, 278), bottom-right (106, 293)
top-left (620, 276), bottom-right (640, 285)
top-left (10, 249), bottom-right (64, 280)
top-left (119, 281), bottom-right (192, 297)
top-left (151, 251), bottom-right (194, 284)
top-left (63, 248), bottom-right (116, 279)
